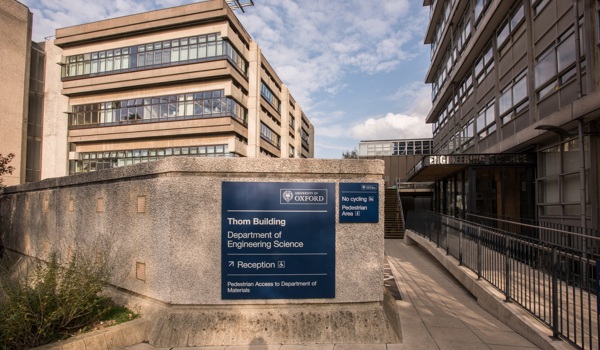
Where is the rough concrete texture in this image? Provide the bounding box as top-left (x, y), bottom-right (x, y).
top-left (0, 158), bottom-right (396, 345)
top-left (145, 292), bottom-right (401, 347)
top-left (29, 318), bottom-right (149, 350)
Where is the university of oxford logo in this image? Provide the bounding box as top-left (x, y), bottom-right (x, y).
top-left (282, 190), bottom-right (294, 203)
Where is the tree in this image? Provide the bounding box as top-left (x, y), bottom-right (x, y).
top-left (0, 153), bottom-right (15, 188)
top-left (342, 148), bottom-right (358, 159)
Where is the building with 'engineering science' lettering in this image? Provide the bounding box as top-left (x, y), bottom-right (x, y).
top-left (409, 0), bottom-right (600, 232)
top-left (11, 0), bottom-right (313, 183)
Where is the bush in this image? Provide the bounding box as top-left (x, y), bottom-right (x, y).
top-left (0, 153), bottom-right (15, 188)
top-left (0, 249), bottom-right (116, 350)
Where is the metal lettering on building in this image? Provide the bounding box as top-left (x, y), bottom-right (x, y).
top-left (427, 154), bottom-right (534, 166)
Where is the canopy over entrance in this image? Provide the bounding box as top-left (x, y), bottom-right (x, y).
top-left (407, 154), bottom-right (536, 182)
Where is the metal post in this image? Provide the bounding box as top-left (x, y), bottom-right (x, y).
top-left (459, 221), bottom-right (463, 266)
top-left (477, 226), bottom-right (482, 280)
top-left (505, 234), bottom-right (511, 302)
top-left (551, 248), bottom-right (560, 338)
top-left (437, 217), bottom-right (440, 248)
top-left (446, 217), bottom-right (450, 255)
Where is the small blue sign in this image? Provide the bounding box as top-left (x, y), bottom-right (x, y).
top-left (339, 183), bottom-right (379, 223)
top-left (222, 182), bottom-right (335, 300)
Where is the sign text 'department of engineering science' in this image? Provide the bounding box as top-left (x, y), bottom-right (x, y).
top-left (221, 182), bottom-right (335, 299)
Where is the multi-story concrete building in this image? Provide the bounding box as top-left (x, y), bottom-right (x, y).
top-left (410, 0), bottom-right (600, 231)
top-left (45, 0), bottom-right (314, 177)
top-left (3, 0), bottom-right (314, 184)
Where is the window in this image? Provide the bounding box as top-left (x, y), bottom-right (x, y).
top-left (69, 90), bottom-right (247, 128)
top-left (499, 70), bottom-right (528, 124)
top-left (532, 0), bottom-right (550, 16)
top-left (63, 33), bottom-right (248, 79)
top-left (459, 72), bottom-right (473, 103)
top-left (289, 114), bottom-right (295, 129)
top-left (475, 44), bottom-right (494, 84)
top-left (433, 107), bottom-right (448, 137)
top-left (289, 145), bottom-right (295, 158)
top-left (476, 101), bottom-right (496, 139)
top-left (301, 128), bottom-right (310, 150)
top-left (461, 119), bottom-right (475, 151)
top-left (537, 137), bottom-right (591, 218)
top-left (260, 122), bottom-right (281, 148)
top-left (456, 6), bottom-right (472, 55)
top-left (534, 28), bottom-right (577, 100)
top-left (497, 3), bottom-right (525, 51)
top-left (474, 0), bottom-right (492, 25)
top-left (70, 144), bottom-right (232, 174)
top-left (260, 82), bottom-right (281, 112)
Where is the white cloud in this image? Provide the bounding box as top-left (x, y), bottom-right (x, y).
top-left (389, 81), bottom-right (433, 118)
top-left (24, 0), bottom-right (428, 111)
top-left (236, 0), bottom-right (428, 108)
top-left (350, 113), bottom-right (431, 140)
top-left (21, 0), bottom-right (432, 158)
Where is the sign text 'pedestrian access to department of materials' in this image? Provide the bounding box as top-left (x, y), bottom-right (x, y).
top-left (221, 182), bottom-right (335, 299)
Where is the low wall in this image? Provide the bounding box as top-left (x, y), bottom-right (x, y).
top-left (0, 157), bottom-right (400, 345)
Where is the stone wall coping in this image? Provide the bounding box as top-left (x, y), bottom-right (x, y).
top-left (29, 318), bottom-right (149, 350)
top-left (1, 157), bottom-right (384, 194)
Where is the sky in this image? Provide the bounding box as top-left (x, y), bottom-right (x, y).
top-left (22, 0), bottom-right (433, 159)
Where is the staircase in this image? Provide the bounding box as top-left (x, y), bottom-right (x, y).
top-left (384, 188), bottom-right (405, 239)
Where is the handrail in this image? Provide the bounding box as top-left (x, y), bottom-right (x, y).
top-left (406, 210), bottom-right (600, 350)
top-left (396, 190), bottom-right (405, 231)
top-left (466, 212), bottom-right (600, 239)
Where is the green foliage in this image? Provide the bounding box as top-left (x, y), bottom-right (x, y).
top-left (342, 148), bottom-right (359, 159)
top-left (0, 153), bottom-right (15, 188)
top-left (99, 304), bottom-right (138, 326)
top-left (0, 250), bottom-right (115, 350)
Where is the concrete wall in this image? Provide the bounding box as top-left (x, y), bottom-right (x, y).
top-left (1, 158), bottom-right (401, 346)
top-left (0, 0), bottom-right (31, 186)
top-left (0, 158), bottom-right (384, 306)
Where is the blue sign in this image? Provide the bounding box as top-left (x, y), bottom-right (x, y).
top-left (222, 182), bottom-right (335, 299)
top-left (339, 183), bottom-right (379, 223)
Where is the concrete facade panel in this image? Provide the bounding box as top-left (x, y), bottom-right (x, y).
top-left (0, 158), bottom-right (385, 306)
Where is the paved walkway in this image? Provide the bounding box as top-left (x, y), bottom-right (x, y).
top-left (122, 239), bottom-right (539, 350)
top-left (385, 239), bottom-right (538, 350)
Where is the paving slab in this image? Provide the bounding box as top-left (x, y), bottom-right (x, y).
top-left (385, 239), bottom-right (539, 350)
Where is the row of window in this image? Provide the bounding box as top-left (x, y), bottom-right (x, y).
top-left (432, 1), bottom-right (524, 103)
top-left (430, 0), bottom-right (455, 56)
top-left (434, 4), bottom-right (523, 135)
top-left (433, 1), bottom-right (584, 136)
top-left (68, 90), bottom-right (247, 128)
top-left (260, 81), bottom-right (281, 112)
top-left (70, 145), bottom-right (232, 174)
top-left (359, 140), bottom-right (433, 157)
top-left (260, 122), bottom-right (281, 148)
top-left (63, 33), bottom-right (247, 79)
top-left (431, 0), bottom-right (500, 101)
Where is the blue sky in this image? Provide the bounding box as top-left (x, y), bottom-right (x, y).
top-left (23, 0), bottom-right (433, 159)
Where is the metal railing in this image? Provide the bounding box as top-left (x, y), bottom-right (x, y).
top-left (406, 210), bottom-right (600, 350)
